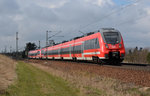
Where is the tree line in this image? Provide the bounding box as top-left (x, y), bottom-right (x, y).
top-left (1, 42), bottom-right (150, 64)
top-left (124, 47), bottom-right (150, 64)
top-left (1, 42), bottom-right (37, 59)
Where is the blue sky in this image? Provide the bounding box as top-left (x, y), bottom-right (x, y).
top-left (113, 0), bottom-right (130, 5)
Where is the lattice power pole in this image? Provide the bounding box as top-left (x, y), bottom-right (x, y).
top-left (39, 40), bottom-right (41, 49)
top-left (16, 32), bottom-right (18, 56)
top-left (46, 31), bottom-right (48, 47)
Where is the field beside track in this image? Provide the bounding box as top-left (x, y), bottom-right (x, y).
top-left (0, 55), bottom-right (150, 96)
top-left (28, 59), bottom-right (150, 96)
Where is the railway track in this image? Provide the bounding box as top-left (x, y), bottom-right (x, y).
top-left (104, 63), bottom-right (150, 72)
top-left (55, 60), bottom-right (150, 72)
top-left (27, 59), bottom-right (150, 72)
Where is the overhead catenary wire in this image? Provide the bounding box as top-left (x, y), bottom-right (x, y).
top-left (61, 0), bottom-right (142, 38)
top-left (78, 0), bottom-right (141, 31)
top-left (114, 13), bottom-right (147, 27)
top-left (51, 0), bottom-right (145, 47)
top-left (30, 0), bottom-right (144, 48)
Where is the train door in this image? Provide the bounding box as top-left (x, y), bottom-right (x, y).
top-left (72, 40), bottom-right (75, 58)
top-left (69, 44), bottom-right (72, 58)
top-left (60, 46), bottom-right (63, 59)
top-left (58, 48), bottom-right (60, 58)
top-left (72, 40), bottom-right (76, 60)
top-left (82, 41), bottom-right (84, 59)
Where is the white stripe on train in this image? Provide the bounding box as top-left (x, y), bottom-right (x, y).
top-left (83, 52), bottom-right (100, 55)
top-left (40, 52), bottom-right (106, 60)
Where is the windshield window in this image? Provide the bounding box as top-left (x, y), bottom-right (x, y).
top-left (103, 32), bottom-right (120, 44)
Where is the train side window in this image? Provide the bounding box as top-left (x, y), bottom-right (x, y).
top-left (50, 50), bottom-right (52, 55)
top-left (61, 48), bottom-right (63, 54)
top-left (53, 50), bottom-right (54, 55)
top-left (71, 46), bottom-right (74, 54)
top-left (95, 38), bottom-right (97, 44)
top-left (66, 47), bottom-right (69, 54)
top-left (54, 50), bottom-right (56, 55)
top-left (60, 47), bottom-right (69, 54)
top-left (74, 45), bottom-right (82, 54)
top-left (47, 50), bottom-right (49, 55)
top-left (48, 50), bottom-right (50, 55)
top-left (95, 38), bottom-right (100, 48)
top-left (84, 38), bottom-right (100, 50)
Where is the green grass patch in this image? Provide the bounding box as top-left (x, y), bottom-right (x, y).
top-left (127, 88), bottom-right (150, 96)
top-left (83, 86), bottom-right (105, 96)
top-left (1, 61), bottom-right (79, 96)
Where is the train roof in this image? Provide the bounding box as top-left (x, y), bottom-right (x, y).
top-left (100, 28), bottom-right (120, 33)
top-left (69, 28), bottom-right (119, 42)
top-left (35, 27), bottom-right (120, 50)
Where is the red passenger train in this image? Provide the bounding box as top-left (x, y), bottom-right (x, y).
top-left (28, 28), bottom-right (125, 65)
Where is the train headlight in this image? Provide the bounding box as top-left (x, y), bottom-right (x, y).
top-left (119, 44), bottom-right (122, 48)
top-left (105, 44), bottom-right (109, 48)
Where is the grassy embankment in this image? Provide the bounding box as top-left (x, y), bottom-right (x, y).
top-left (0, 55), bottom-right (16, 94)
top-left (1, 61), bottom-right (79, 96)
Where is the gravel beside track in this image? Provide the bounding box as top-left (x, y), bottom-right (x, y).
top-left (104, 63), bottom-right (150, 72)
top-left (27, 59), bottom-right (150, 87)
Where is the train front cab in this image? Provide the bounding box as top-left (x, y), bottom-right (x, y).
top-left (99, 28), bottom-right (125, 65)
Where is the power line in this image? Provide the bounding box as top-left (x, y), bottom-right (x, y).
top-left (46, 30), bottom-right (62, 47)
top-left (114, 14), bottom-right (147, 27)
top-left (79, 0), bottom-right (141, 31)
top-left (48, 31), bottom-right (62, 39)
top-left (61, 0), bottom-right (142, 38)
top-left (78, 30), bottom-right (86, 35)
top-left (56, 0), bottom-right (143, 43)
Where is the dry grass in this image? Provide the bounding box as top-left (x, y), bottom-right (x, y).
top-left (30, 61), bottom-right (150, 96)
top-left (0, 55), bottom-right (16, 94)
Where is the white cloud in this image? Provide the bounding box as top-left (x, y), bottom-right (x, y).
top-left (0, 0), bottom-right (150, 51)
top-left (85, 0), bottom-right (114, 6)
top-left (34, 0), bottom-right (69, 9)
top-left (11, 15), bottom-right (24, 21)
top-left (146, 7), bottom-right (150, 15)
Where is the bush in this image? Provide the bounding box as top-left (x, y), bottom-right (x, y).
top-left (125, 47), bottom-right (149, 64)
top-left (147, 52), bottom-right (150, 64)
